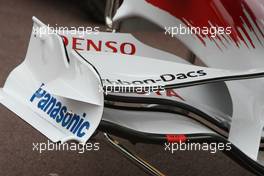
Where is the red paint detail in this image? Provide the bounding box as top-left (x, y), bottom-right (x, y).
top-left (120, 42), bottom-right (136, 55)
top-left (154, 89), bottom-right (185, 101)
top-left (62, 36), bottom-right (137, 55)
top-left (166, 89), bottom-right (185, 101)
top-left (105, 41), bottom-right (118, 53)
top-left (155, 89), bottom-right (162, 96)
top-left (72, 37), bottom-right (84, 50)
top-left (166, 134), bottom-right (187, 143)
top-left (87, 39), bottom-right (102, 51)
top-left (146, 0), bottom-right (264, 48)
top-left (61, 35), bottom-right (69, 46)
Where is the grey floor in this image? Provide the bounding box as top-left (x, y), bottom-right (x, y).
top-left (0, 0), bottom-right (255, 175)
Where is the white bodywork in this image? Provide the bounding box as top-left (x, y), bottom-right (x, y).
top-left (1, 16), bottom-right (264, 164)
top-left (113, 0), bottom-right (264, 160)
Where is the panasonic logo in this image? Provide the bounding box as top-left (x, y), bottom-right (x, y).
top-left (30, 84), bottom-right (90, 138)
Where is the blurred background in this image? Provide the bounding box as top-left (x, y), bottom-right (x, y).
top-left (0, 0), bottom-right (254, 175)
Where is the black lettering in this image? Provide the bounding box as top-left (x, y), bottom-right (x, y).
top-left (176, 73), bottom-right (188, 79)
top-left (132, 81), bottom-right (144, 84)
top-left (197, 70), bottom-right (207, 76)
top-left (161, 74), bottom-right (175, 82)
top-left (186, 71), bottom-right (197, 77)
top-left (143, 79), bottom-right (156, 84)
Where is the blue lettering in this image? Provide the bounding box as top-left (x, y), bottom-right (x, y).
top-left (77, 122), bottom-right (90, 137)
top-left (62, 112), bottom-right (73, 127)
top-left (30, 84), bottom-right (90, 138)
top-left (30, 84), bottom-right (46, 102)
top-left (50, 102), bottom-right (62, 119)
top-left (56, 106), bottom-right (67, 123)
top-left (38, 94), bottom-right (51, 110)
top-left (67, 114), bottom-right (80, 131)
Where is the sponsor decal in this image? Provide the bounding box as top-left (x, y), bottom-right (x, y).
top-left (30, 84), bottom-right (90, 138)
top-left (103, 70), bottom-right (207, 85)
top-left (62, 36), bottom-right (136, 55)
